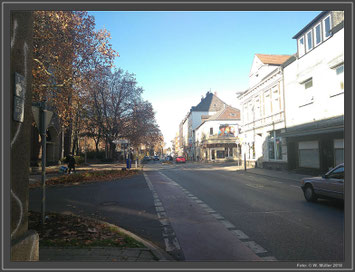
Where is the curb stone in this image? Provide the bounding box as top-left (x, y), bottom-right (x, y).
top-left (56, 212), bottom-right (174, 261)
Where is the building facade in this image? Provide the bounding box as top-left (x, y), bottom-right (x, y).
top-left (194, 105), bottom-right (241, 161)
top-left (179, 91), bottom-right (228, 160)
top-left (282, 11), bottom-right (344, 175)
top-left (238, 54), bottom-right (291, 169)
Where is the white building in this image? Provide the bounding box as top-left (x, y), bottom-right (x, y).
top-left (194, 105), bottom-right (241, 161)
top-left (282, 11), bottom-right (344, 174)
top-left (179, 91), bottom-right (227, 160)
top-left (237, 54), bottom-right (291, 169)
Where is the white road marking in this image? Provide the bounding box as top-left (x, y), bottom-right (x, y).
top-left (261, 256), bottom-right (278, 261)
top-left (219, 220), bottom-right (236, 229)
top-left (243, 241), bottom-right (268, 254)
top-left (231, 229), bottom-right (249, 240)
top-left (211, 213), bottom-right (224, 220)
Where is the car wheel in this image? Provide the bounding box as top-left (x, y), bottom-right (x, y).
top-left (304, 184), bottom-right (317, 202)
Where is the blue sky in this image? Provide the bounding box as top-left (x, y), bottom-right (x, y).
top-left (89, 11), bottom-right (321, 147)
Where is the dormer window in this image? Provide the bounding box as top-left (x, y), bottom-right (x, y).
top-left (306, 30), bottom-right (313, 52)
top-left (298, 36), bottom-right (305, 57)
top-left (314, 23), bottom-right (322, 46)
top-left (323, 15), bottom-right (332, 40)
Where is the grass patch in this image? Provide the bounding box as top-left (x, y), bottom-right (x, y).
top-left (29, 169), bottom-right (140, 188)
top-left (28, 211), bottom-right (145, 248)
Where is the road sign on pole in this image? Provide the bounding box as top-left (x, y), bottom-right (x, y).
top-left (32, 101), bottom-right (53, 227)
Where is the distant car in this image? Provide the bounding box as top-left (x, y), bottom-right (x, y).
top-left (153, 156), bottom-right (160, 161)
top-left (142, 156), bottom-right (151, 162)
top-left (176, 156), bottom-right (186, 163)
top-left (165, 156), bottom-right (173, 162)
top-left (300, 163), bottom-right (344, 202)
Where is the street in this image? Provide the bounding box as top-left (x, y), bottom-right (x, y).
top-left (29, 161), bottom-right (344, 261)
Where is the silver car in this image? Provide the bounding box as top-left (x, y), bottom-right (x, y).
top-left (300, 163), bottom-right (344, 202)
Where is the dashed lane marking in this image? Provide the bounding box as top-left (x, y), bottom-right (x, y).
top-left (243, 241), bottom-right (268, 254)
top-left (156, 171), bottom-right (278, 261)
top-left (231, 229), bottom-right (249, 240)
top-left (142, 173), bottom-right (183, 259)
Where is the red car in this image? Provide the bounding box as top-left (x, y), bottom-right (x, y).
top-left (176, 156), bottom-right (186, 163)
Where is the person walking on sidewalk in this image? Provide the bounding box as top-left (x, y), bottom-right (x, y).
top-left (66, 154), bottom-right (76, 174)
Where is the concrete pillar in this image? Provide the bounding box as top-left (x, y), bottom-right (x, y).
top-left (10, 11), bottom-right (39, 261)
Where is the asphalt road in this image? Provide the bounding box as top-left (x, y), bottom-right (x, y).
top-left (29, 161), bottom-right (344, 262)
top-left (152, 162), bottom-right (344, 262)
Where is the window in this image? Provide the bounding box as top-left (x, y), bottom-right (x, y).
top-left (255, 97), bottom-right (261, 119)
top-left (243, 104), bottom-right (248, 124)
top-left (323, 15), bottom-right (332, 40)
top-left (304, 78), bottom-right (313, 89)
top-left (217, 150), bottom-right (225, 159)
top-left (298, 36), bottom-right (305, 57)
top-left (210, 128), bottom-right (213, 135)
top-left (306, 30), bottom-right (313, 51)
top-left (268, 130), bottom-right (282, 160)
top-left (298, 141), bottom-right (319, 168)
top-left (272, 86), bottom-right (280, 113)
top-left (264, 91), bottom-right (271, 116)
top-left (334, 139), bottom-right (344, 165)
top-left (336, 64), bottom-right (344, 91)
top-left (328, 166), bottom-right (344, 179)
top-left (314, 23), bottom-right (322, 46)
top-left (248, 102), bottom-right (253, 122)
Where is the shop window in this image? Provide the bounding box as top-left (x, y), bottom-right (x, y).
top-left (268, 130), bottom-right (282, 160)
top-left (217, 150), bottom-right (225, 158)
top-left (334, 139), bottom-right (344, 165)
top-left (298, 141), bottom-right (320, 168)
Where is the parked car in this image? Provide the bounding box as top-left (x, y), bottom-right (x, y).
top-left (300, 163), bottom-right (344, 202)
top-left (176, 156), bottom-right (186, 163)
top-left (153, 156), bottom-right (160, 161)
top-left (165, 156), bottom-right (173, 162)
top-left (142, 156), bottom-right (151, 162)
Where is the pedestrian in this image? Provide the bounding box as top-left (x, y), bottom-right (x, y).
top-left (66, 154), bottom-right (76, 174)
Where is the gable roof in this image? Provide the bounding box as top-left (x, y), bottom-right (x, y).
top-left (208, 105), bottom-right (240, 121)
top-left (255, 54), bottom-right (292, 65)
top-left (192, 92), bottom-right (227, 112)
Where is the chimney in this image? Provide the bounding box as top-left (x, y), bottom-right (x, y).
top-left (214, 91), bottom-right (217, 96)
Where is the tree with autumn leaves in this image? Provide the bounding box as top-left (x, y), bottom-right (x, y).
top-left (32, 11), bottom-right (163, 161)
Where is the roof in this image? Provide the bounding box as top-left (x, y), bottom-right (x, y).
top-left (195, 105), bottom-right (240, 131)
top-left (192, 92), bottom-right (227, 112)
top-left (208, 105), bottom-right (240, 121)
top-left (292, 11), bottom-right (328, 39)
top-left (255, 54), bottom-right (292, 65)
